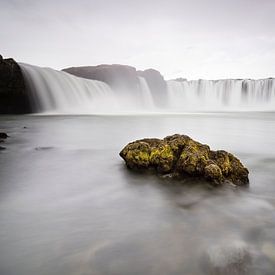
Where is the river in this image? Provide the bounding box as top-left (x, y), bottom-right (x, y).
top-left (0, 113), bottom-right (275, 275)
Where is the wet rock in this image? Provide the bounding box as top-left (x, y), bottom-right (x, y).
top-left (0, 132), bottom-right (9, 145)
top-left (204, 240), bottom-right (252, 275)
top-left (120, 134), bottom-right (249, 186)
top-left (35, 146), bottom-right (54, 151)
top-left (0, 132), bottom-right (8, 139)
top-left (0, 55), bottom-right (31, 114)
top-left (204, 164), bottom-right (223, 184)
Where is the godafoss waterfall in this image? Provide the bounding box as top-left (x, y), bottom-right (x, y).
top-left (1, 60), bottom-right (275, 275)
top-left (18, 63), bottom-right (275, 114)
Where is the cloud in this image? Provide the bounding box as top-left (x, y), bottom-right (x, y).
top-left (0, 0), bottom-right (274, 79)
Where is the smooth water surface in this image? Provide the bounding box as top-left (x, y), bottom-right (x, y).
top-left (0, 113), bottom-right (275, 275)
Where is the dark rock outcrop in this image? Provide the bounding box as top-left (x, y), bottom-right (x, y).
top-left (0, 132), bottom-right (9, 150)
top-left (0, 55), bottom-right (31, 114)
top-left (63, 64), bottom-right (140, 94)
top-left (0, 132), bottom-right (8, 139)
top-left (120, 134), bottom-right (249, 186)
top-left (137, 69), bottom-right (168, 107)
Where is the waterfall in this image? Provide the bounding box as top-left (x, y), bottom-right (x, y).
top-left (138, 76), bottom-right (155, 109)
top-left (167, 79), bottom-right (275, 111)
top-left (20, 63), bottom-right (158, 114)
top-left (19, 63), bottom-right (275, 114)
top-left (19, 63), bottom-right (119, 114)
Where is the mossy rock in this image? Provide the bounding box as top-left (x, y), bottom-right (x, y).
top-left (119, 134), bottom-right (249, 186)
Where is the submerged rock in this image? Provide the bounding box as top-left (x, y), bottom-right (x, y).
top-left (0, 132), bottom-right (9, 146)
top-left (0, 132), bottom-right (8, 139)
top-left (35, 146), bottom-right (54, 151)
top-left (120, 134), bottom-right (249, 186)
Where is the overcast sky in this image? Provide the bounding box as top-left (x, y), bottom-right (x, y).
top-left (1, 0), bottom-right (275, 79)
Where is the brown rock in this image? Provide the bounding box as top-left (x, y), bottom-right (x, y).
top-left (120, 134), bottom-right (249, 186)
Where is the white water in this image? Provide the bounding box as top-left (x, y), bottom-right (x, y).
top-left (138, 76), bottom-right (155, 109)
top-left (167, 79), bottom-right (275, 111)
top-left (20, 63), bottom-right (119, 114)
top-left (20, 63), bottom-right (275, 113)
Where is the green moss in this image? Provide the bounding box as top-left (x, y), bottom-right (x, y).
top-left (150, 145), bottom-right (173, 160)
top-left (119, 141), bottom-right (151, 169)
top-left (150, 144), bottom-right (174, 173)
top-left (133, 151), bottom-right (150, 162)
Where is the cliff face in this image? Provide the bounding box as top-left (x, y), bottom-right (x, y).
top-left (63, 64), bottom-right (140, 94)
top-left (0, 55), bottom-right (31, 114)
top-left (137, 69), bottom-right (167, 107)
top-left (63, 65), bottom-right (168, 107)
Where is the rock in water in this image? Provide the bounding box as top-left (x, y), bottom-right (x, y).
top-left (119, 134), bottom-right (249, 186)
top-left (0, 132), bottom-right (9, 146)
top-left (0, 132), bottom-right (8, 139)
